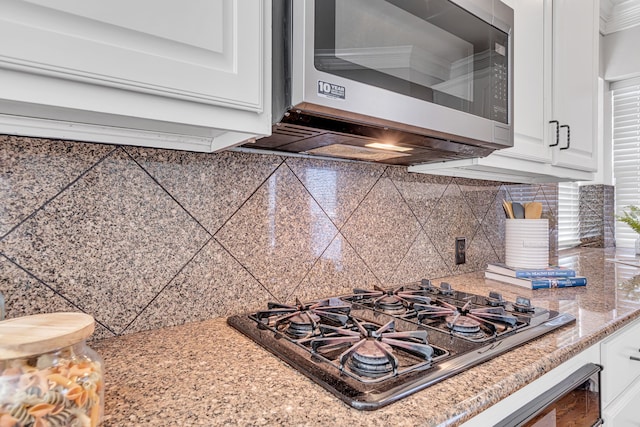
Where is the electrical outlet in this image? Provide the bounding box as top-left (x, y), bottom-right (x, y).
top-left (455, 237), bottom-right (466, 265)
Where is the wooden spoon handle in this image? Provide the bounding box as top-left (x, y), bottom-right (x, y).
top-left (502, 200), bottom-right (514, 219)
top-left (524, 202), bottom-right (543, 219)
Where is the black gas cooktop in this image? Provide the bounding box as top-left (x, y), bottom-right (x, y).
top-left (227, 279), bottom-right (575, 410)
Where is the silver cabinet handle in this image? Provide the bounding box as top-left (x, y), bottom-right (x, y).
top-left (631, 356), bottom-right (640, 361)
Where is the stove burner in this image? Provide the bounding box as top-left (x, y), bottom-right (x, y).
top-left (287, 312), bottom-right (321, 338)
top-left (375, 295), bottom-right (406, 315)
top-left (513, 296), bottom-right (535, 313)
top-left (255, 298), bottom-right (351, 339)
top-left (310, 319), bottom-right (434, 380)
top-left (349, 341), bottom-right (395, 377)
top-left (446, 315), bottom-right (481, 333)
top-left (416, 298), bottom-right (519, 337)
top-left (348, 285), bottom-right (432, 315)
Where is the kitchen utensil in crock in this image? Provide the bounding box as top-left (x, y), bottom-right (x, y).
top-left (525, 202), bottom-right (543, 219)
top-left (512, 202), bottom-right (525, 219)
top-left (502, 200), bottom-right (514, 219)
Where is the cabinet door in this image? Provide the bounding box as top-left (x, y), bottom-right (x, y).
top-left (602, 375), bottom-right (640, 426)
top-left (550, 0), bottom-right (598, 172)
top-left (491, 0), bottom-right (553, 164)
top-left (601, 318), bottom-right (640, 407)
top-left (0, 0), bottom-right (265, 112)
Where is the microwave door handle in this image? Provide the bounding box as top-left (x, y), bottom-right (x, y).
top-left (494, 363), bottom-right (602, 427)
top-left (549, 120), bottom-right (560, 147)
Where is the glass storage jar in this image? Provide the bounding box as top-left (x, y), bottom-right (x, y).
top-left (0, 312), bottom-right (103, 427)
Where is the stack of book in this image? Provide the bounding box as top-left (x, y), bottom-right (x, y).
top-left (484, 262), bottom-right (587, 289)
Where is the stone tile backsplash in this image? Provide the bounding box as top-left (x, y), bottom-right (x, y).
top-left (579, 184), bottom-right (615, 248)
top-left (0, 135), bottom-right (559, 338)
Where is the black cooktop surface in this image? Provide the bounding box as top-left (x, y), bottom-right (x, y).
top-left (227, 279), bottom-right (575, 410)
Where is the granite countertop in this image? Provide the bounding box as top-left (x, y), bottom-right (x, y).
top-left (92, 248), bottom-right (640, 426)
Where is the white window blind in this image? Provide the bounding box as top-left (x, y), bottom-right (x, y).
top-left (613, 79), bottom-right (640, 248)
top-left (557, 182), bottom-right (580, 249)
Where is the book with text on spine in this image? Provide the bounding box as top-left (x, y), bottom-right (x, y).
top-left (486, 262), bottom-right (576, 278)
top-left (484, 270), bottom-right (587, 289)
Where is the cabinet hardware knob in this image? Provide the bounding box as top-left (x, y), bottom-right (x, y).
top-left (549, 120), bottom-right (560, 147)
top-left (630, 356), bottom-right (640, 362)
top-left (560, 124), bottom-right (571, 150)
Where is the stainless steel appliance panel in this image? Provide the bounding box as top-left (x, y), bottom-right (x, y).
top-left (247, 0), bottom-right (514, 166)
top-left (496, 363), bottom-right (603, 427)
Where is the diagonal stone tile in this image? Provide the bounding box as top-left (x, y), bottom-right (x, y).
top-left (456, 177), bottom-right (502, 224)
top-left (504, 183), bottom-right (539, 205)
top-left (536, 184), bottom-right (559, 220)
top-left (580, 185), bottom-right (604, 219)
top-left (125, 238), bottom-right (272, 334)
top-left (481, 185), bottom-right (509, 263)
top-left (215, 164), bottom-right (339, 302)
top-left (386, 167), bottom-right (451, 225)
top-left (0, 256), bottom-right (114, 341)
top-left (286, 157), bottom-right (385, 228)
top-left (0, 135), bottom-right (114, 237)
top-left (390, 231), bottom-right (451, 286)
top-left (291, 234), bottom-right (382, 303)
top-left (126, 147), bottom-right (282, 234)
top-left (422, 181), bottom-right (481, 272)
top-left (340, 174), bottom-right (421, 284)
top-left (0, 148), bottom-right (210, 334)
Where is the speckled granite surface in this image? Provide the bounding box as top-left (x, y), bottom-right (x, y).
top-left (2, 136), bottom-right (563, 338)
top-left (92, 248), bottom-right (640, 427)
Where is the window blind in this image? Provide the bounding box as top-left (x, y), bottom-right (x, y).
top-left (612, 79), bottom-right (640, 248)
top-left (557, 182), bottom-right (580, 249)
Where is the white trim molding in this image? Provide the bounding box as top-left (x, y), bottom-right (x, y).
top-left (600, 0), bottom-right (640, 35)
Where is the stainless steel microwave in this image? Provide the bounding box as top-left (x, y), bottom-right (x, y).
top-left (247, 0), bottom-right (514, 166)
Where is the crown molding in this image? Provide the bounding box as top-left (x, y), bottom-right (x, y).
top-left (601, 0), bottom-right (640, 35)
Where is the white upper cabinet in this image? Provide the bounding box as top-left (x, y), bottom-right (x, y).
top-left (0, 0), bottom-right (271, 152)
top-left (409, 0), bottom-right (598, 183)
top-left (495, 0), bottom-right (553, 165)
top-left (550, 0), bottom-right (599, 172)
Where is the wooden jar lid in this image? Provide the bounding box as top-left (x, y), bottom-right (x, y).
top-left (0, 312), bottom-right (95, 359)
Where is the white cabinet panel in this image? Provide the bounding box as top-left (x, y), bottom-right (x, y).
top-left (0, 0), bottom-right (271, 152)
top-left (550, 0), bottom-right (598, 172)
top-left (603, 376), bottom-right (640, 426)
top-left (24, 0), bottom-right (225, 52)
top-left (0, 0), bottom-right (264, 111)
top-left (496, 0), bottom-right (552, 164)
top-left (601, 317), bottom-right (640, 408)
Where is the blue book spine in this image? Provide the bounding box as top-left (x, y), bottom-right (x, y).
top-left (530, 277), bottom-right (587, 289)
top-left (515, 270), bottom-right (576, 278)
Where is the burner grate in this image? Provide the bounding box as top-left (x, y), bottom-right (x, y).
top-left (306, 319), bottom-right (446, 383)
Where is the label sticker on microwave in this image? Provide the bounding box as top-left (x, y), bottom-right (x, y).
top-left (495, 43), bottom-right (506, 56)
top-left (318, 81), bottom-right (345, 100)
